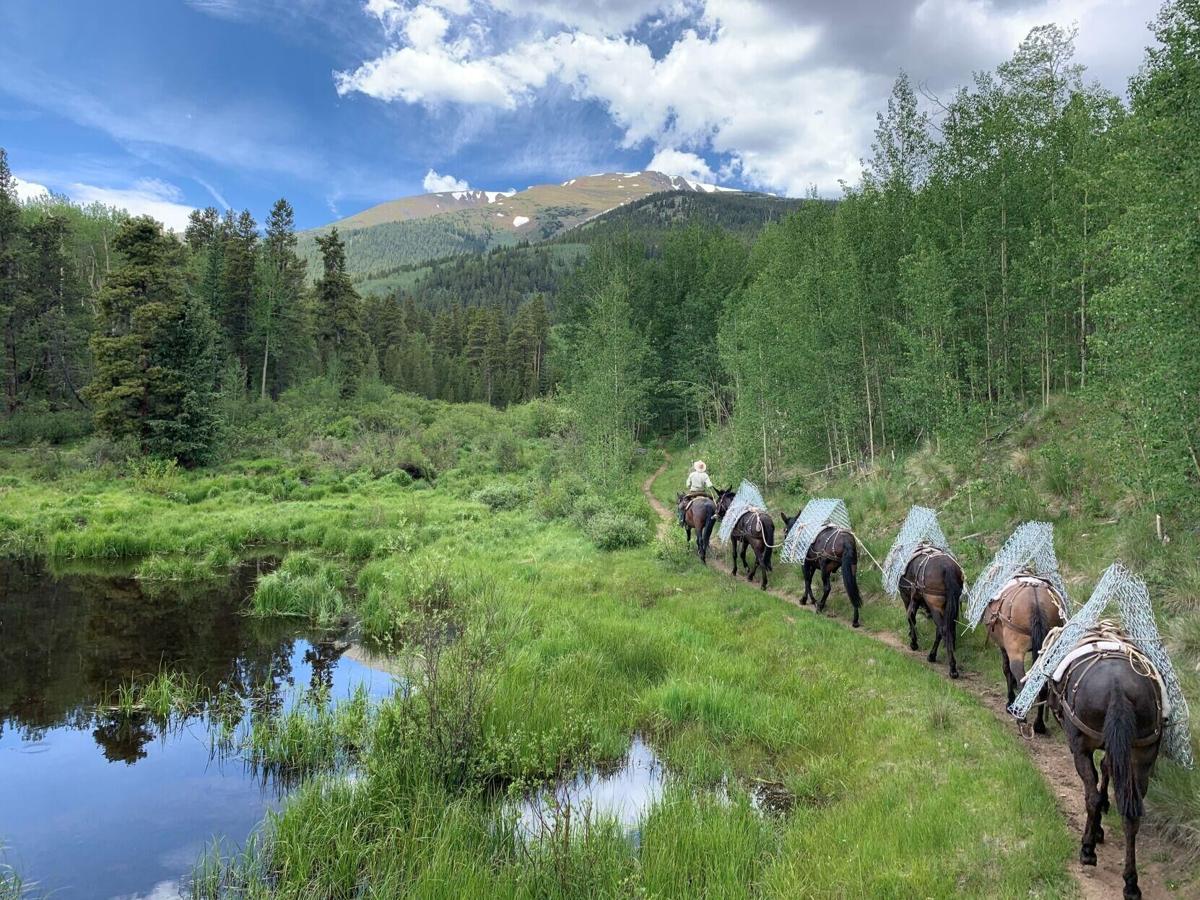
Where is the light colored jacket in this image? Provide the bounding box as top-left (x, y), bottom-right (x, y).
top-left (685, 470), bottom-right (713, 493)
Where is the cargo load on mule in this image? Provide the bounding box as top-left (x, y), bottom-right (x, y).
top-left (714, 480), bottom-right (776, 590)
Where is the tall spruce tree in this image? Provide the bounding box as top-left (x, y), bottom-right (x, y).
top-left (253, 199), bottom-right (310, 399)
top-left (313, 227), bottom-right (369, 396)
top-left (87, 217), bottom-right (221, 463)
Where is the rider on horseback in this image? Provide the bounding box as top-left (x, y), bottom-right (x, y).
top-left (678, 460), bottom-right (714, 524)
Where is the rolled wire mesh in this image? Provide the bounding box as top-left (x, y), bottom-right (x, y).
top-left (881, 506), bottom-right (951, 597)
top-left (965, 522), bottom-right (1070, 629)
top-left (780, 498), bottom-right (850, 564)
top-left (717, 480), bottom-right (767, 544)
top-left (1011, 562), bottom-right (1192, 767)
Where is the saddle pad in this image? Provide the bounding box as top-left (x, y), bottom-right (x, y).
top-left (1051, 641), bottom-right (1172, 717)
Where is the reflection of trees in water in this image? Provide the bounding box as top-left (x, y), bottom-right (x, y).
top-left (0, 557), bottom-right (323, 743)
top-left (92, 713), bottom-right (156, 764)
top-left (304, 639), bottom-right (351, 693)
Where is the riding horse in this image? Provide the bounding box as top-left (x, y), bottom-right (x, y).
top-left (982, 576), bottom-right (1065, 733)
top-left (715, 488), bottom-right (775, 590)
top-left (676, 492), bottom-right (717, 563)
top-left (899, 545), bottom-right (965, 678)
top-left (1049, 637), bottom-right (1163, 899)
top-left (779, 511), bottom-right (863, 627)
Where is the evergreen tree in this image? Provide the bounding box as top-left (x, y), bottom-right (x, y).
top-left (0, 148), bottom-right (24, 414)
top-left (87, 217), bottom-right (221, 463)
top-left (313, 227), bottom-right (369, 396)
top-left (253, 199), bottom-right (310, 398)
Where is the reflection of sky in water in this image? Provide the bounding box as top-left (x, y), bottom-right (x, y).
top-left (0, 640), bottom-right (393, 900)
top-left (515, 736), bottom-right (666, 842)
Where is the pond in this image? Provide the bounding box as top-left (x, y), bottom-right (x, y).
top-left (0, 557), bottom-right (395, 900)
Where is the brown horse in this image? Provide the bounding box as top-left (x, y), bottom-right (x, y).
top-left (982, 576), bottom-right (1065, 733)
top-left (900, 546), bottom-right (965, 678)
top-left (779, 513), bottom-right (863, 627)
top-left (676, 492), bottom-right (717, 563)
top-left (715, 488), bottom-right (775, 590)
top-left (1049, 643), bottom-right (1163, 898)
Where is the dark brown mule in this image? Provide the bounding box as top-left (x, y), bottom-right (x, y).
top-left (676, 492), bottom-right (717, 563)
top-left (779, 513), bottom-right (863, 627)
top-left (715, 488), bottom-right (775, 590)
top-left (900, 546), bottom-right (965, 678)
top-left (983, 577), bottom-right (1065, 733)
top-left (1049, 645), bottom-right (1163, 899)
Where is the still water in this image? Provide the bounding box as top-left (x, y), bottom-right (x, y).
top-left (0, 558), bottom-right (394, 899)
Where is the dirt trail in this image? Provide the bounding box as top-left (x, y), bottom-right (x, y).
top-left (643, 455), bottom-right (1178, 900)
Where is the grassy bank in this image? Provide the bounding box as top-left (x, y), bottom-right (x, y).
top-left (659, 394), bottom-right (1200, 861)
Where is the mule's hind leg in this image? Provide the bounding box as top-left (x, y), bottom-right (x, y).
top-left (999, 649), bottom-right (1016, 704)
top-left (927, 607), bottom-right (944, 664)
top-left (746, 547), bottom-right (759, 583)
top-left (757, 548), bottom-right (769, 590)
top-left (801, 561), bottom-right (815, 604)
top-left (816, 565), bottom-right (832, 612)
top-left (1122, 813), bottom-right (1141, 899)
top-left (730, 538), bottom-right (740, 576)
top-left (1071, 746), bottom-right (1103, 867)
top-left (906, 596), bottom-right (919, 651)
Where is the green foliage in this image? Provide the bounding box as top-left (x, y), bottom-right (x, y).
top-left (250, 553), bottom-right (345, 626)
top-left (585, 512), bottom-right (651, 551)
top-left (472, 482), bottom-right (529, 510)
top-left (86, 217), bottom-right (223, 465)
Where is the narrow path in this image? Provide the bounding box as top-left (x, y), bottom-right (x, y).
top-left (645, 453), bottom-right (1177, 900)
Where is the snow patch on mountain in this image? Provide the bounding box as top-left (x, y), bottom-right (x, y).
top-left (512, 215), bottom-right (530, 228)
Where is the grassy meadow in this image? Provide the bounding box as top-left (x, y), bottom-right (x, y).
top-left (0, 387), bottom-right (1083, 897)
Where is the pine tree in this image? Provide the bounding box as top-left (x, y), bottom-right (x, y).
top-left (87, 217), bottom-right (221, 463)
top-left (313, 227), bottom-right (369, 396)
top-left (0, 148), bottom-right (25, 414)
top-left (219, 209), bottom-right (258, 389)
top-left (253, 199), bottom-right (310, 399)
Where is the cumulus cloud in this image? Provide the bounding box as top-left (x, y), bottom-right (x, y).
top-left (422, 168), bottom-right (471, 192)
top-left (338, 0), bottom-right (1155, 196)
top-left (69, 178), bottom-right (196, 232)
top-left (646, 148), bottom-right (715, 183)
top-left (13, 176), bottom-right (50, 201)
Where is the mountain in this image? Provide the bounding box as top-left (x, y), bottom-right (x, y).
top-left (299, 171), bottom-right (751, 280)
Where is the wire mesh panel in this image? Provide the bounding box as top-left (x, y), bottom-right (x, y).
top-left (780, 498), bottom-right (851, 564)
top-left (1011, 562), bottom-right (1192, 767)
top-left (881, 506), bottom-right (951, 597)
top-left (965, 522), bottom-right (1070, 629)
top-left (717, 480), bottom-right (767, 544)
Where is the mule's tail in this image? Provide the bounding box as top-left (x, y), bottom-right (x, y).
top-left (842, 538), bottom-right (862, 612)
top-left (1104, 691), bottom-right (1144, 819)
top-left (944, 563), bottom-right (963, 661)
top-left (1029, 594), bottom-right (1049, 665)
top-left (700, 506), bottom-right (717, 556)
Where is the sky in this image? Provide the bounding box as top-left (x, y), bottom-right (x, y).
top-left (0, 0), bottom-right (1161, 231)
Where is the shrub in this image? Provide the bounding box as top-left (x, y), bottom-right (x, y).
top-left (653, 532), bottom-right (694, 570)
top-left (586, 512), bottom-right (651, 551)
top-left (472, 483), bottom-right (529, 511)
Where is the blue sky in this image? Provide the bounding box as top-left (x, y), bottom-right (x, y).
top-left (1, 0), bottom-right (1156, 231)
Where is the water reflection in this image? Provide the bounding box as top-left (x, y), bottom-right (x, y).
top-left (514, 736), bottom-right (667, 843)
top-left (0, 558), bottom-right (393, 900)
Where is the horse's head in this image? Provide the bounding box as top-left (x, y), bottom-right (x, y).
top-left (714, 487), bottom-right (735, 516)
top-left (780, 509), bottom-right (797, 530)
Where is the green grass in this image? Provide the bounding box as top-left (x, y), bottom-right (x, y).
top-left (249, 553), bottom-right (346, 626)
top-left (191, 480), bottom-right (1074, 897)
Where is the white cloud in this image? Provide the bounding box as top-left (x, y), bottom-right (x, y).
top-left (13, 176), bottom-right (50, 201)
top-left (69, 178), bottom-right (196, 232)
top-left (422, 168), bottom-right (470, 192)
top-left (339, 0), bottom-right (1156, 196)
top-left (646, 148), bottom-right (715, 183)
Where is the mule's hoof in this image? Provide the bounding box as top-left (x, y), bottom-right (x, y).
top-left (949, 669), bottom-right (960, 680)
top-left (1033, 720), bottom-right (1047, 735)
top-left (927, 651), bottom-right (938, 663)
top-left (910, 641), bottom-right (919, 651)
top-left (1123, 878), bottom-right (1141, 900)
top-left (1080, 848), bottom-right (1097, 867)
top-left (853, 620), bottom-right (861, 628)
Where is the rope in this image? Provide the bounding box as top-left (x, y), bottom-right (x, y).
top-left (844, 528), bottom-right (886, 575)
top-left (740, 507), bottom-right (785, 549)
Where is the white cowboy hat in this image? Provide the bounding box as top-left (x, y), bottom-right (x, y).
top-left (693, 460), bottom-right (707, 472)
